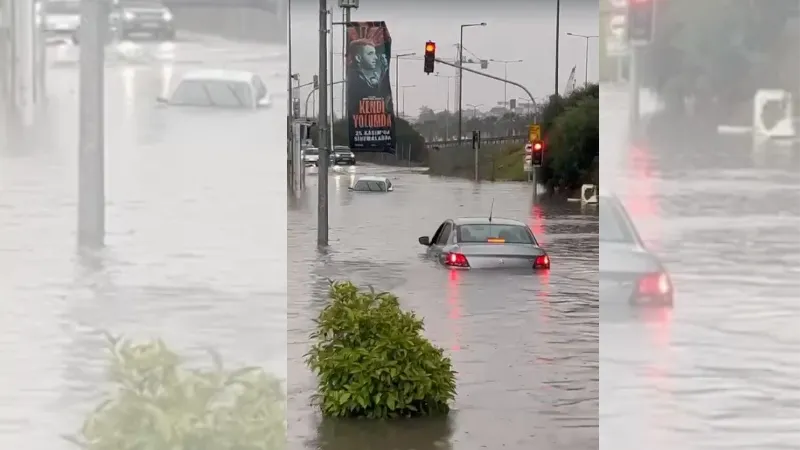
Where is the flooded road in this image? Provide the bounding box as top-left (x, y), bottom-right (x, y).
top-left (288, 166), bottom-right (598, 449)
top-left (0, 36), bottom-right (286, 448)
top-left (601, 86), bottom-right (800, 449)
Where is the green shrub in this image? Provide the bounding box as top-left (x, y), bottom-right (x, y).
top-left (65, 334), bottom-right (285, 450)
top-left (306, 281), bottom-right (457, 419)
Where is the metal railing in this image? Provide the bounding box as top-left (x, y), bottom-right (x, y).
top-left (424, 135), bottom-right (527, 149)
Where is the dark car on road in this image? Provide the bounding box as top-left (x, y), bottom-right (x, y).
top-left (330, 146), bottom-right (356, 166)
top-left (110, 0), bottom-right (175, 40)
top-left (600, 192), bottom-right (673, 307)
top-left (418, 217), bottom-right (550, 270)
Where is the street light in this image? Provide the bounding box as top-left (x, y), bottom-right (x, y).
top-left (458, 22), bottom-right (487, 144)
top-left (400, 84), bottom-right (416, 116)
top-left (466, 103), bottom-right (483, 118)
top-left (488, 58), bottom-right (523, 107)
top-left (395, 52), bottom-right (416, 111)
top-left (566, 32), bottom-right (598, 86)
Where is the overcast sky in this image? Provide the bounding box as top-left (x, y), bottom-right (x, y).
top-left (290, 0), bottom-right (599, 117)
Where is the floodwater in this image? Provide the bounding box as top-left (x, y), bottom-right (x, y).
top-left (601, 86), bottom-right (800, 449)
top-left (0, 36), bottom-right (287, 448)
top-left (288, 166), bottom-right (599, 449)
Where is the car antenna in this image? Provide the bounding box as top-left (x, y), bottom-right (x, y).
top-left (488, 198), bottom-right (494, 223)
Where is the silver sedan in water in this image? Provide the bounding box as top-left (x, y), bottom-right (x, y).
top-left (418, 217), bottom-right (550, 270)
top-left (600, 192), bottom-right (673, 307)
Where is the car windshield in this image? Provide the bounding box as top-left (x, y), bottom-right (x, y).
top-left (457, 224), bottom-right (534, 244)
top-left (304, 148), bottom-right (319, 155)
top-left (334, 147), bottom-right (351, 154)
top-left (352, 180), bottom-right (386, 192)
top-left (599, 198), bottom-right (638, 243)
top-left (170, 79), bottom-right (253, 108)
top-left (48, 1), bottom-right (80, 14)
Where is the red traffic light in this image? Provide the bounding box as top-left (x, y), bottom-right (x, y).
top-left (533, 141), bottom-right (543, 151)
top-left (425, 41), bottom-right (436, 53)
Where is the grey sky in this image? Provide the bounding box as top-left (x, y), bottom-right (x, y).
top-left (290, 0), bottom-right (599, 117)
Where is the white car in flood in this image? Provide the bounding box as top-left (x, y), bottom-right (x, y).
top-left (349, 176), bottom-right (394, 192)
top-left (157, 69), bottom-right (271, 110)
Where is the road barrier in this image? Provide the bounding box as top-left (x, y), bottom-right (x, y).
top-left (425, 135), bottom-right (527, 149)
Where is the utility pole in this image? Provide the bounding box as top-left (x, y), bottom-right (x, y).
top-left (457, 22), bottom-right (486, 145)
top-left (554, 0), bottom-right (560, 96)
top-left (287, 0), bottom-right (294, 192)
top-left (338, 0), bottom-right (358, 140)
top-left (317, 0), bottom-right (329, 247)
top-left (77, 0), bottom-right (106, 248)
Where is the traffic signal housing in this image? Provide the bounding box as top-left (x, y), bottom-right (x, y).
top-left (627, 0), bottom-right (655, 44)
top-left (531, 140), bottom-right (544, 167)
top-left (424, 41), bottom-right (436, 74)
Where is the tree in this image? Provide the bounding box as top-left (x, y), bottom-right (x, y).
top-left (641, 0), bottom-right (799, 118)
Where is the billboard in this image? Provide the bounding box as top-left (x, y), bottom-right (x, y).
top-left (345, 21), bottom-right (396, 153)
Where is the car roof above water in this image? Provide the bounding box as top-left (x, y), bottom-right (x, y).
top-left (452, 217), bottom-right (527, 226)
top-left (356, 176), bottom-right (389, 182)
top-left (181, 69), bottom-right (256, 83)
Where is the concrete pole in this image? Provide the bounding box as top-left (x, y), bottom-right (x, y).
top-left (317, 0), bottom-right (329, 247)
top-left (35, 0), bottom-right (46, 106)
top-left (328, 9), bottom-right (334, 147)
top-left (287, 0), bottom-right (294, 191)
top-left (554, 0), bottom-right (560, 96)
top-left (77, 0), bottom-right (106, 248)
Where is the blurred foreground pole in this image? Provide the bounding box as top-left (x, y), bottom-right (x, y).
top-left (628, 45), bottom-right (640, 136)
top-left (77, 0), bottom-right (105, 248)
top-left (287, 0), bottom-right (294, 192)
top-left (317, 0), bottom-right (329, 247)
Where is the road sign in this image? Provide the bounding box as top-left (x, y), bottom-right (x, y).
top-left (523, 154), bottom-right (532, 172)
top-left (528, 124), bottom-right (541, 143)
top-left (609, 0), bottom-right (627, 8)
top-left (606, 13), bottom-right (628, 56)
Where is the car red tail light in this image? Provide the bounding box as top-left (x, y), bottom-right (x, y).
top-left (444, 252), bottom-right (470, 268)
top-left (637, 272), bottom-right (673, 304)
top-left (534, 254), bottom-right (550, 269)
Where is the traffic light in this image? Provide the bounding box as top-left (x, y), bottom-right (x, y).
top-left (532, 140), bottom-right (544, 167)
top-left (424, 41), bottom-right (436, 74)
top-left (471, 130), bottom-right (481, 149)
top-left (627, 0), bottom-right (655, 44)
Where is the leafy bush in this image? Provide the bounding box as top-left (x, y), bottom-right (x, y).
top-left (306, 281), bottom-right (457, 419)
top-left (66, 334), bottom-right (285, 450)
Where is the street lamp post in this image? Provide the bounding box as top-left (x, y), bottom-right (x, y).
top-left (401, 84), bottom-right (416, 116)
top-left (554, 0), bottom-right (560, 96)
top-left (466, 103), bottom-right (482, 119)
top-left (435, 73), bottom-right (455, 140)
top-left (489, 58), bottom-right (523, 107)
top-left (566, 32), bottom-right (598, 86)
top-left (395, 52), bottom-right (416, 112)
top-left (458, 22), bottom-right (486, 145)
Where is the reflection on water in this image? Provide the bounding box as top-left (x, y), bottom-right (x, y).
top-left (289, 165), bottom-right (598, 449)
top-left (602, 92), bottom-right (800, 449)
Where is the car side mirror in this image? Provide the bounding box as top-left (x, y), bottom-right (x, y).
top-left (418, 236), bottom-right (430, 246)
top-left (155, 96), bottom-right (168, 104)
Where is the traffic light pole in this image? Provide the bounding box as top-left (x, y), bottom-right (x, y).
top-left (628, 44), bottom-right (640, 138)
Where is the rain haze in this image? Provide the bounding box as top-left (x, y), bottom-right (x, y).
top-left (291, 0), bottom-right (599, 117)
top-left (289, 1), bottom-right (598, 449)
top-left (601, 0), bottom-right (800, 448)
top-left (0, 4), bottom-right (287, 448)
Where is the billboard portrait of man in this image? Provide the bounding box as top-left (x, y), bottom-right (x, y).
top-left (347, 38), bottom-right (393, 113)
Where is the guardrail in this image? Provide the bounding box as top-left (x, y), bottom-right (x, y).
top-left (424, 135), bottom-right (527, 149)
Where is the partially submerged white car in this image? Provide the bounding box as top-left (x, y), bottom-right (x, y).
top-left (157, 69), bottom-right (271, 110)
top-left (349, 176), bottom-right (393, 192)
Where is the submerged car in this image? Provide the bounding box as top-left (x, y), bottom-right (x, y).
top-left (418, 217), bottom-right (550, 270)
top-left (157, 69), bottom-right (271, 110)
top-left (110, 0), bottom-right (176, 40)
top-left (349, 176), bottom-right (393, 192)
top-left (600, 192), bottom-right (673, 306)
